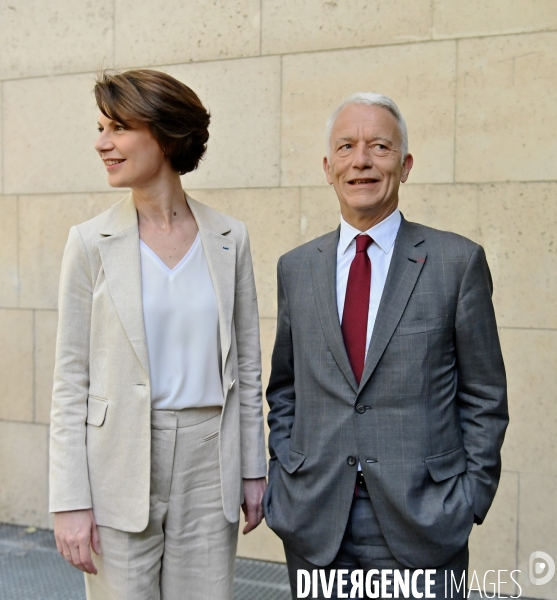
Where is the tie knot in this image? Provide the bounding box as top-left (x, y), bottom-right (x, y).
top-left (355, 234), bottom-right (372, 253)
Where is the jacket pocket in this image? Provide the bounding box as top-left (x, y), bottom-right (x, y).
top-left (87, 396), bottom-right (108, 427)
top-left (396, 315), bottom-right (448, 336)
top-left (276, 447), bottom-right (306, 474)
top-left (425, 446), bottom-right (467, 482)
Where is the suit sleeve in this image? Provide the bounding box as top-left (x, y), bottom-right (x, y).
top-left (455, 244), bottom-right (509, 523)
top-left (49, 226), bottom-right (93, 513)
top-left (234, 223), bottom-right (267, 479)
top-left (266, 257), bottom-right (297, 471)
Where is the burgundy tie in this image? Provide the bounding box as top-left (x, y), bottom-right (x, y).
top-left (341, 234), bottom-right (372, 385)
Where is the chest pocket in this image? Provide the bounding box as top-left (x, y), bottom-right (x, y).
top-left (395, 315), bottom-right (448, 336)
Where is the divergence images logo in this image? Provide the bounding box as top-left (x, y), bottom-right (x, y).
top-left (529, 551), bottom-right (555, 586)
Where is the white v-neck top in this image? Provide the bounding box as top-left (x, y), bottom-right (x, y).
top-left (140, 235), bottom-right (224, 410)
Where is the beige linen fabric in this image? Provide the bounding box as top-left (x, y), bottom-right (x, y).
top-left (85, 407), bottom-right (237, 600)
top-left (49, 193), bottom-right (266, 531)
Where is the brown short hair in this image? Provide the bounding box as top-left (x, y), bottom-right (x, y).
top-left (94, 69), bottom-right (210, 175)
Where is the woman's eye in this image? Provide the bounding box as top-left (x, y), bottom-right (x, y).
top-left (115, 124), bottom-right (125, 131)
top-left (97, 127), bottom-right (103, 133)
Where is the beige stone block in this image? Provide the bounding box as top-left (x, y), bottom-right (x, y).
top-left (281, 42), bottom-right (457, 187)
top-left (260, 317), bottom-right (277, 445)
top-left (0, 1), bottom-right (113, 80)
top-left (517, 473), bottom-right (557, 599)
top-left (262, 0), bottom-right (432, 55)
top-left (0, 309), bottom-right (33, 422)
top-left (237, 518), bottom-right (285, 562)
top-left (300, 186), bottom-right (340, 244)
top-left (399, 184), bottom-right (479, 241)
top-left (456, 32), bottom-right (557, 182)
top-left (434, 0), bottom-right (557, 39)
top-left (188, 187), bottom-right (299, 318)
top-left (0, 421), bottom-right (49, 528)
top-left (239, 318), bottom-right (284, 562)
top-left (115, 0), bottom-right (260, 68)
top-left (4, 74), bottom-right (113, 195)
top-left (499, 329), bottom-right (557, 477)
top-left (0, 196), bottom-right (19, 307)
top-left (165, 57), bottom-right (281, 189)
top-left (468, 471), bottom-right (519, 597)
top-left (18, 193), bottom-right (121, 309)
top-left (35, 310), bottom-right (58, 425)
top-left (478, 182), bottom-right (557, 329)
top-left (0, 85), bottom-right (3, 192)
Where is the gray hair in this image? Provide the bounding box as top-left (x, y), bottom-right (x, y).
top-left (325, 92), bottom-right (409, 163)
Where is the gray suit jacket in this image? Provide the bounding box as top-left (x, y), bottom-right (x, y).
top-left (263, 215), bottom-right (508, 568)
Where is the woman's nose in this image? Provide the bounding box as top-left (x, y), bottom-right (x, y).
top-left (94, 130), bottom-right (113, 154)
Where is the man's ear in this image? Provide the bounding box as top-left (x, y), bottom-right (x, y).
top-left (400, 153), bottom-right (413, 183)
top-left (323, 156), bottom-right (333, 185)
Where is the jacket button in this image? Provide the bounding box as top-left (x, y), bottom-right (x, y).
top-left (355, 404), bottom-right (366, 414)
top-left (347, 456), bottom-right (357, 466)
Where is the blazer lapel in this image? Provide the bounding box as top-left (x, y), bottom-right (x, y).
top-left (312, 229), bottom-right (359, 393)
top-left (97, 194), bottom-right (150, 377)
top-left (186, 195), bottom-right (235, 374)
top-left (358, 217), bottom-right (427, 393)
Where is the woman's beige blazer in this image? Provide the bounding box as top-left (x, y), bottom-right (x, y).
top-left (49, 193), bottom-right (267, 532)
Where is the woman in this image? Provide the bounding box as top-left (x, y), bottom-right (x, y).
top-left (49, 69), bottom-right (267, 600)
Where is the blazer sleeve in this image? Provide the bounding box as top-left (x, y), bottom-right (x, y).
top-left (265, 256), bottom-right (297, 472)
top-left (49, 226), bottom-right (93, 513)
top-left (234, 224), bottom-right (267, 479)
top-left (455, 244), bottom-right (509, 523)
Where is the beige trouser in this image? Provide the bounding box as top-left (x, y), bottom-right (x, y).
top-left (85, 406), bottom-right (238, 600)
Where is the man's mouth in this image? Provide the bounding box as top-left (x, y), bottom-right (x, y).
top-left (348, 178), bottom-right (379, 185)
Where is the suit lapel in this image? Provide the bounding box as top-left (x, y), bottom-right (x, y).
top-left (98, 195), bottom-right (150, 377)
top-left (186, 196), bottom-right (234, 373)
top-left (358, 217), bottom-right (427, 392)
top-left (312, 229), bottom-right (359, 393)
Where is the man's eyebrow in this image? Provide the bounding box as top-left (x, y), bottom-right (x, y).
top-left (335, 136), bottom-right (356, 145)
top-left (334, 135), bottom-right (394, 145)
top-left (369, 135), bottom-right (394, 145)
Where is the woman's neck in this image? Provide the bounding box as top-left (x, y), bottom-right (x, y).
top-left (132, 174), bottom-right (191, 229)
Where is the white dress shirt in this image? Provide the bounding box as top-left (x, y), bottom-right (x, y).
top-left (336, 209), bottom-right (402, 356)
top-left (140, 235), bottom-right (224, 410)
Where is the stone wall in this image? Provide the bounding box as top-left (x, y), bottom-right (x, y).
top-left (1, 2), bottom-right (556, 598)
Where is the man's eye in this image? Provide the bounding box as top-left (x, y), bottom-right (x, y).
top-left (371, 144), bottom-right (390, 155)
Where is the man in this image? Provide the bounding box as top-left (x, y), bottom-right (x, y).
top-left (263, 93), bottom-right (508, 599)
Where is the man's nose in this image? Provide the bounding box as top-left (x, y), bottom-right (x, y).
top-left (352, 143), bottom-right (373, 169)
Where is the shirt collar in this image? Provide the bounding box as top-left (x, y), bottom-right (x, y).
top-left (339, 209), bottom-right (401, 256)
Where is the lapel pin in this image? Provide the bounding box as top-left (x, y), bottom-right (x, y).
top-left (223, 246), bottom-right (229, 250)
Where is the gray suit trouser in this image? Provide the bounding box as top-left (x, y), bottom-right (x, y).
top-left (284, 487), bottom-right (468, 599)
